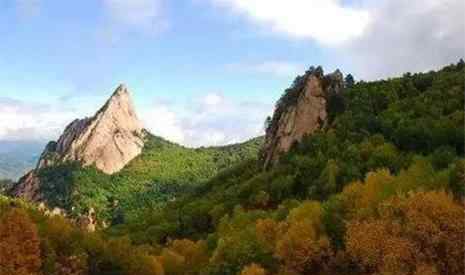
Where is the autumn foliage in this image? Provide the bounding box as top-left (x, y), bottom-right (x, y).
top-left (0, 207), bottom-right (41, 275)
top-left (240, 263), bottom-right (267, 275)
top-left (0, 62), bottom-right (464, 275)
top-left (346, 191), bottom-right (465, 275)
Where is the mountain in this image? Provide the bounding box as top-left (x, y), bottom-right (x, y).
top-left (108, 61), bottom-right (464, 275)
top-left (0, 61), bottom-right (464, 275)
top-left (262, 67), bottom-right (344, 168)
top-left (11, 84), bottom-right (146, 201)
top-left (38, 84), bottom-right (145, 174)
top-left (10, 85), bottom-right (264, 218)
top-left (0, 141), bottom-right (42, 180)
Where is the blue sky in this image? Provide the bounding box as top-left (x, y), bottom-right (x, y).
top-left (0, 0), bottom-right (462, 147)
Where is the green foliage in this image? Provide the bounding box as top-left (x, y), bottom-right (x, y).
top-left (3, 61), bottom-right (465, 275)
top-left (36, 136), bottom-right (263, 221)
top-left (0, 178), bottom-right (14, 194)
top-left (115, 61), bottom-right (464, 274)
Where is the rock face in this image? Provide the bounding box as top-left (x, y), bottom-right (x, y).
top-left (11, 84), bottom-right (145, 201)
top-left (262, 68), bottom-right (344, 168)
top-left (40, 84), bottom-right (144, 174)
top-left (13, 170), bottom-right (42, 201)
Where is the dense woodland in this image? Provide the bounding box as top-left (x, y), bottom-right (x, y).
top-left (34, 135), bottom-right (263, 221)
top-left (0, 61), bottom-right (464, 275)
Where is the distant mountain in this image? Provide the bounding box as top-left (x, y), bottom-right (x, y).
top-left (1, 62), bottom-right (463, 275)
top-left (0, 141), bottom-right (43, 180)
top-left (10, 84), bottom-right (264, 218)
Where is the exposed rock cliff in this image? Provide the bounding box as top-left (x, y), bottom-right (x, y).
top-left (262, 67), bottom-right (344, 168)
top-left (13, 170), bottom-right (42, 201)
top-left (11, 84), bottom-right (145, 201)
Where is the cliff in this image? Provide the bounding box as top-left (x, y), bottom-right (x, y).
top-left (11, 84), bottom-right (145, 201)
top-left (262, 67), bottom-right (344, 168)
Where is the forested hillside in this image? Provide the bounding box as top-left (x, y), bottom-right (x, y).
top-left (34, 134), bottom-right (263, 220)
top-left (0, 61), bottom-right (463, 275)
top-left (112, 60), bottom-right (465, 274)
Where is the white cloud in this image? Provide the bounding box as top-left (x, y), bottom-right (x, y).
top-left (211, 0), bottom-right (372, 45)
top-left (227, 61), bottom-right (304, 77)
top-left (0, 93), bottom-right (271, 148)
top-left (0, 98), bottom-right (78, 141)
top-left (203, 93), bottom-right (224, 106)
top-left (141, 103), bottom-right (185, 144)
top-left (212, 0), bottom-right (463, 79)
top-left (345, 0), bottom-right (465, 79)
top-left (142, 93), bottom-right (272, 147)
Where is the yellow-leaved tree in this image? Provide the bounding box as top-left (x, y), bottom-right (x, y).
top-left (346, 191), bottom-right (464, 275)
top-left (0, 207), bottom-right (42, 275)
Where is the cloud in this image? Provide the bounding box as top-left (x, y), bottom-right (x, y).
top-left (212, 0), bottom-right (463, 79)
top-left (142, 93), bottom-right (272, 147)
top-left (210, 0), bottom-right (371, 45)
top-left (0, 93), bottom-right (271, 148)
top-left (141, 103), bottom-right (186, 144)
top-left (227, 61), bottom-right (305, 77)
top-left (345, 0), bottom-right (465, 79)
top-left (0, 98), bottom-right (78, 141)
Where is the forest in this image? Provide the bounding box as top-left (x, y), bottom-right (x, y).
top-left (0, 60), bottom-right (464, 275)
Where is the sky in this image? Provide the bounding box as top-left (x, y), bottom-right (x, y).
top-left (0, 0), bottom-right (463, 147)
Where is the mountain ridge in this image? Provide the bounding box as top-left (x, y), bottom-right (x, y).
top-left (36, 84), bottom-right (145, 174)
top-left (9, 84), bottom-right (264, 217)
top-left (0, 61), bottom-right (463, 275)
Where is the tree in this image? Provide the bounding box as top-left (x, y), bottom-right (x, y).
top-left (431, 146), bottom-right (456, 170)
top-left (264, 116), bottom-right (272, 133)
top-left (344, 74), bottom-right (355, 88)
top-left (240, 263), bottom-right (266, 275)
top-left (449, 159), bottom-right (465, 200)
top-left (275, 202), bottom-right (333, 273)
top-left (457, 58), bottom-right (465, 70)
top-left (160, 239), bottom-right (209, 275)
top-left (0, 208), bottom-right (41, 275)
top-left (345, 219), bottom-right (416, 274)
top-left (0, 179), bottom-right (14, 194)
top-left (345, 191), bottom-right (465, 275)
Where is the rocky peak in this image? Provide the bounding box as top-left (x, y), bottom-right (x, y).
top-left (262, 67), bottom-right (344, 168)
top-left (11, 84), bottom-right (145, 201)
top-left (39, 83), bottom-right (145, 174)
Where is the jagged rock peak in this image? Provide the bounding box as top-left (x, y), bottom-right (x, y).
top-left (12, 84), bottom-right (145, 201)
top-left (262, 66), bottom-right (344, 169)
top-left (51, 84), bottom-right (145, 174)
top-left (37, 84), bottom-right (144, 174)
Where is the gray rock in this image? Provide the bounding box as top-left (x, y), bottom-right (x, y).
top-left (262, 69), bottom-right (344, 168)
top-left (11, 84), bottom-right (145, 201)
